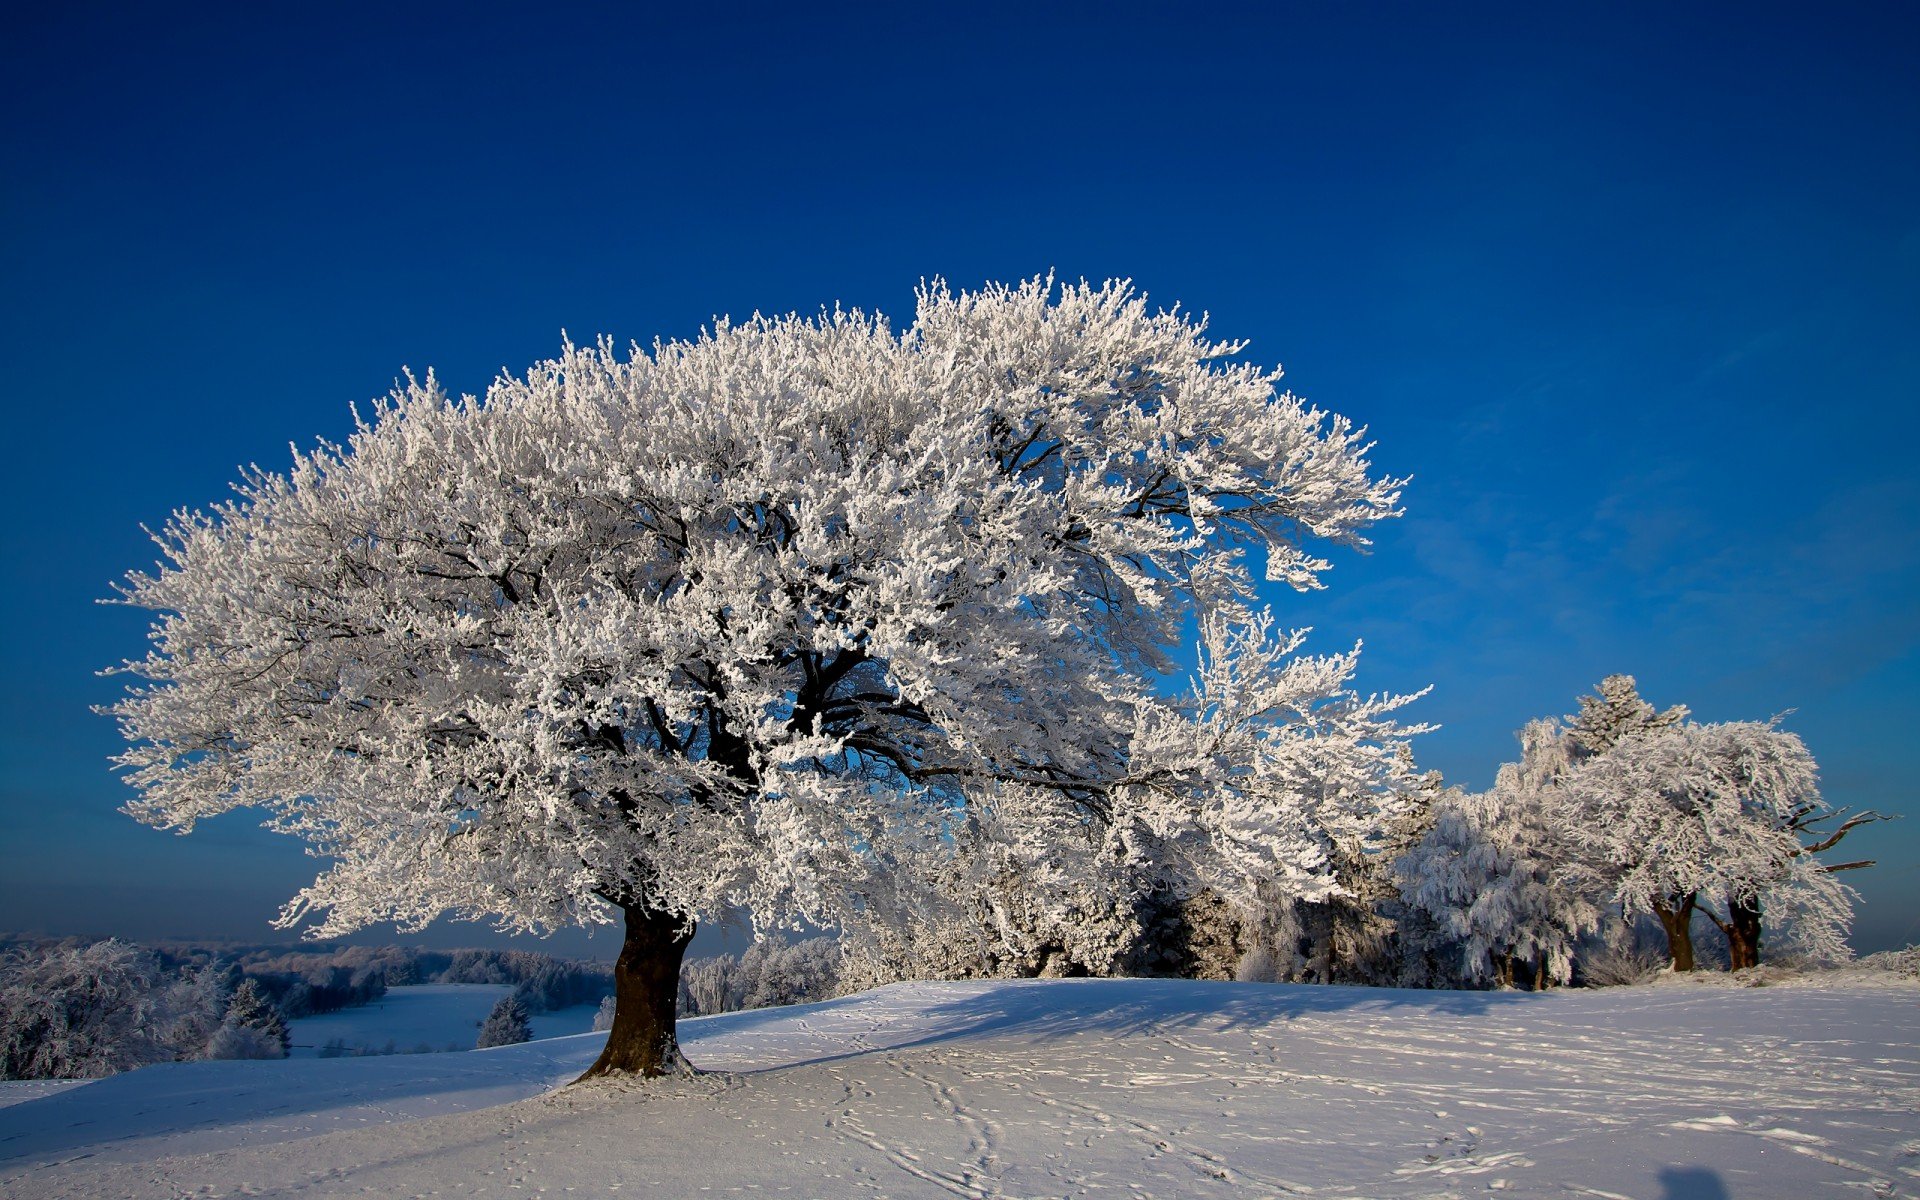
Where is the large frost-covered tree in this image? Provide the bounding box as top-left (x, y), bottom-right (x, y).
top-left (107, 277), bottom-right (1417, 1077)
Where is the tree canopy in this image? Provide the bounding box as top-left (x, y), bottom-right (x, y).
top-left (107, 277), bottom-right (1418, 1073)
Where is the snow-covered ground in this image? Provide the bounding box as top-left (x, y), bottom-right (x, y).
top-left (2, 977), bottom-right (1915, 1198)
top-left (287, 983), bottom-right (601, 1056)
top-left (0, 1080), bottom-right (87, 1112)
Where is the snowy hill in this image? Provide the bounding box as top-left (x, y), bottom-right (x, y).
top-left (3, 977), bottom-right (1916, 1198)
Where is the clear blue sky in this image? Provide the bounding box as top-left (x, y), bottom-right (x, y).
top-left (2, 3), bottom-right (1914, 958)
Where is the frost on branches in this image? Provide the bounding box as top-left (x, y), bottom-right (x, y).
top-left (1567, 719), bottom-right (1868, 971)
top-left (1397, 723), bottom-right (1603, 989)
top-left (0, 941), bottom-right (240, 1078)
top-left (106, 277), bottom-right (1419, 1078)
top-left (1399, 677), bottom-right (1876, 984)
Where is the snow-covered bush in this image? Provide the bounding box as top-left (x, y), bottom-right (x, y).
top-left (206, 1021), bottom-right (288, 1060)
top-left (1579, 942), bottom-right (1667, 988)
top-left (1852, 945), bottom-right (1920, 979)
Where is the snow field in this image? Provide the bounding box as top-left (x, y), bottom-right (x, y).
top-left (286, 984), bottom-right (602, 1057)
top-left (2, 977), bottom-right (1915, 1198)
top-left (0, 1081), bottom-right (86, 1112)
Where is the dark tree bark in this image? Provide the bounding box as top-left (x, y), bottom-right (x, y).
top-left (1652, 893), bottom-right (1698, 972)
top-left (577, 904), bottom-right (695, 1081)
top-left (1692, 811), bottom-right (1883, 974)
top-left (1697, 897), bottom-right (1757, 972)
top-left (1725, 895), bottom-right (1762, 971)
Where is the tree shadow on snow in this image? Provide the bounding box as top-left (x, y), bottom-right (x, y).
top-left (689, 978), bottom-right (1537, 1074)
top-left (0, 1036), bottom-right (600, 1170)
top-left (3, 982), bottom-right (1546, 1167)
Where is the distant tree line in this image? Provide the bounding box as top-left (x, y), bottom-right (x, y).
top-left (678, 938), bottom-right (844, 1017)
top-left (0, 938), bottom-right (616, 1080)
top-left (0, 941), bottom-right (287, 1079)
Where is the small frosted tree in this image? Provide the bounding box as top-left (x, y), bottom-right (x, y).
top-left (1565, 674), bottom-right (1688, 760)
top-left (107, 276), bottom-right (1415, 1078)
top-left (476, 994), bottom-right (533, 1048)
top-left (158, 963), bottom-right (233, 1061)
top-left (208, 978), bottom-right (289, 1059)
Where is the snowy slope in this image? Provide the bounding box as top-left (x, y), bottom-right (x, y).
top-left (0, 1081), bottom-right (86, 1112)
top-left (3, 978), bottom-right (1915, 1198)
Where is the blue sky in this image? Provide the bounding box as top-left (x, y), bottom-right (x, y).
top-left (2, 3), bottom-right (1914, 957)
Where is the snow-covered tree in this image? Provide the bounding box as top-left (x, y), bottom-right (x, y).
top-left (1567, 720), bottom-right (1864, 970)
top-left (208, 978), bottom-right (289, 1059)
top-left (1565, 674), bottom-right (1688, 760)
top-left (0, 941), bottom-right (176, 1078)
top-left (1405, 794), bottom-right (1597, 983)
top-left (159, 964), bottom-right (235, 1060)
top-left (1396, 760), bottom-right (1604, 989)
top-left (476, 994), bottom-right (533, 1048)
top-left (205, 1020), bottom-right (288, 1060)
top-left (106, 276), bottom-right (1416, 1077)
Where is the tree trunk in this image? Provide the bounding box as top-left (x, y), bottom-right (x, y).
top-left (1726, 895), bottom-right (1762, 971)
top-left (1652, 894), bottom-right (1698, 972)
top-left (577, 904), bottom-right (695, 1081)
